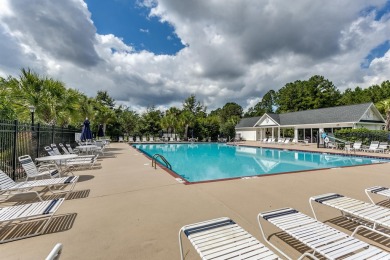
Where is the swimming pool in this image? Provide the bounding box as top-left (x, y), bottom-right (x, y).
top-left (134, 143), bottom-right (388, 183)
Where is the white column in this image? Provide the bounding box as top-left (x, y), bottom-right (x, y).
top-left (294, 128), bottom-right (298, 141)
top-left (278, 127), bottom-right (281, 139)
top-left (310, 128), bottom-right (313, 143)
top-left (319, 128), bottom-right (324, 144)
top-left (271, 128), bottom-right (274, 139)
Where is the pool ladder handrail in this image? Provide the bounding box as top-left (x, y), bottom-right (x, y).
top-left (152, 154), bottom-right (172, 170)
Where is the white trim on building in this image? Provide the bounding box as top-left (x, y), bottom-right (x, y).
top-left (235, 103), bottom-right (385, 142)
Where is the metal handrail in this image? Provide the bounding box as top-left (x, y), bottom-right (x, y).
top-left (152, 154), bottom-right (172, 170)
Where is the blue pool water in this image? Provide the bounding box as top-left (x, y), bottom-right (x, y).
top-left (134, 143), bottom-right (388, 183)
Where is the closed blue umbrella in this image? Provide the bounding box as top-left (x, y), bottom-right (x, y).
top-left (97, 124), bottom-right (104, 138)
top-left (81, 118), bottom-right (92, 141)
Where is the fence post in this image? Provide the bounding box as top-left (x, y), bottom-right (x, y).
top-left (36, 123), bottom-right (40, 158)
top-left (12, 120), bottom-right (18, 180)
top-left (51, 124), bottom-right (55, 144)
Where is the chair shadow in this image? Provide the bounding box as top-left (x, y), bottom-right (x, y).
top-left (7, 189), bottom-right (90, 206)
top-left (77, 175), bottom-right (95, 182)
top-left (269, 215), bottom-right (390, 258)
top-left (98, 153), bottom-right (117, 158)
top-left (271, 231), bottom-right (323, 259)
top-left (72, 165), bottom-right (102, 172)
top-left (325, 216), bottom-right (390, 248)
top-left (0, 213), bottom-right (77, 243)
top-left (376, 199), bottom-right (390, 208)
top-left (42, 189), bottom-right (90, 201)
top-left (103, 147), bottom-right (123, 151)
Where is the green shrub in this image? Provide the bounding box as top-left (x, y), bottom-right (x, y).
top-left (334, 128), bottom-right (389, 145)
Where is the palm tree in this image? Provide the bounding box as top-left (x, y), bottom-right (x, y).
top-left (95, 104), bottom-right (115, 135)
top-left (160, 116), bottom-right (170, 137)
top-left (165, 107), bottom-right (180, 138)
top-left (0, 77), bottom-right (18, 119)
top-left (57, 88), bottom-right (84, 127)
top-left (179, 110), bottom-right (196, 139)
top-left (377, 99), bottom-right (390, 130)
top-left (12, 68), bottom-right (45, 122)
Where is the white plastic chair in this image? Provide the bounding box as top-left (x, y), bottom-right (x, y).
top-left (18, 155), bottom-right (59, 181)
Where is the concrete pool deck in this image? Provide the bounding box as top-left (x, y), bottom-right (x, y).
top-left (1, 142), bottom-right (390, 259)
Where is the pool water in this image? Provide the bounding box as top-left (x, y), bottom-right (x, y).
top-left (134, 143), bottom-right (387, 183)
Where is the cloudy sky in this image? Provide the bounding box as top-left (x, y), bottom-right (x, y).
top-left (0, 0), bottom-right (389, 113)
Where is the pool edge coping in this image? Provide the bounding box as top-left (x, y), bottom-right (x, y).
top-left (131, 143), bottom-right (390, 185)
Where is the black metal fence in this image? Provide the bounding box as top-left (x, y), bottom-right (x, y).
top-left (0, 120), bottom-right (80, 180)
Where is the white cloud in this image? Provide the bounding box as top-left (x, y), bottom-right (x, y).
top-left (0, 0), bottom-right (389, 113)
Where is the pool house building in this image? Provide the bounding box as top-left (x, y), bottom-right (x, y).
top-left (235, 103), bottom-right (385, 143)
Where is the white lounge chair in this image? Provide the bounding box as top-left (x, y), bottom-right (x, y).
top-left (267, 138), bottom-right (275, 143)
top-left (310, 193), bottom-right (390, 239)
top-left (93, 140), bottom-right (106, 156)
top-left (346, 141), bottom-right (362, 153)
top-left (53, 144), bottom-right (95, 162)
top-left (65, 144), bottom-right (97, 160)
top-left (135, 136), bottom-right (141, 142)
top-left (375, 142), bottom-right (388, 153)
top-left (45, 146), bottom-right (97, 170)
top-left (0, 198), bottom-right (64, 243)
top-left (118, 136), bottom-right (124, 142)
top-left (149, 136), bottom-right (154, 142)
top-left (365, 186), bottom-right (390, 204)
top-left (327, 141), bottom-right (337, 149)
top-left (179, 217), bottom-right (280, 260)
top-left (65, 144), bottom-right (79, 154)
top-left (0, 170), bottom-right (78, 201)
top-left (18, 155), bottom-right (60, 181)
top-left (276, 138), bottom-right (285, 144)
top-left (363, 141), bottom-right (379, 152)
top-left (258, 207), bottom-right (389, 259)
top-left (46, 243), bottom-right (63, 260)
top-left (281, 138), bottom-right (290, 145)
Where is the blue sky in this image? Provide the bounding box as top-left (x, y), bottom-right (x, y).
top-left (0, 0), bottom-right (389, 112)
top-left (362, 1), bottom-right (390, 68)
top-left (85, 0), bottom-right (184, 55)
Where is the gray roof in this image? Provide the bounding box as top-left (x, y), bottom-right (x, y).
top-left (235, 116), bottom-right (261, 128)
top-left (237, 103), bottom-right (383, 127)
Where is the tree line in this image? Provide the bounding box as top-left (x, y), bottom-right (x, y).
top-left (1, 70), bottom-right (390, 140)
